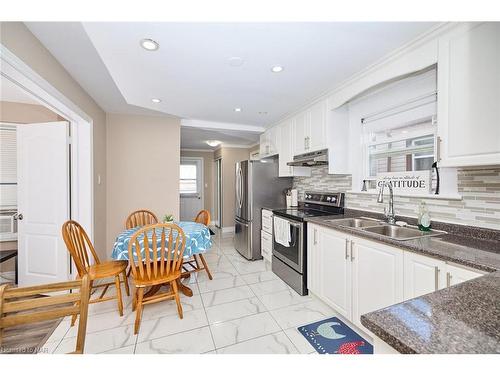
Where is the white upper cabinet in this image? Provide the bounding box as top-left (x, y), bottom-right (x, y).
top-left (309, 100), bottom-right (328, 151)
top-left (259, 126), bottom-right (278, 157)
top-left (437, 22), bottom-right (500, 167)
top-left (292, 111), bottom-right (310, 155)
top-left (292, 100), bottom-right (329, 156)
top-left (278, 120), bottom-right (310, 177)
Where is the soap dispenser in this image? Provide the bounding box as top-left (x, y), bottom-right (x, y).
top-left (418, 201), bottom-right (431, 231)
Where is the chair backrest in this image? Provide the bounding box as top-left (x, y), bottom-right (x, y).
top-left (128, 223), bottom-right (186, 281)
top-left (62, 220), bottom-right (100, 277)
top-left (0, 275), bottom-right (91, 354)
top-left (194, 209), bottom-right (211, 226)
top-left (125, 209), bottom-right (159, 229)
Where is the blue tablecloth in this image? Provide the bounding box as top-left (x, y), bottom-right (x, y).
top-left (111, 221), bottom-right (213, 261)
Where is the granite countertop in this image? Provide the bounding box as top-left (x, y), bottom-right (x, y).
top-left (305, 211), bottom-right (500, 272)
top-left (305, 209), bottom-right (500, 354)
top-left (360, 271), bottom-right (500, 354)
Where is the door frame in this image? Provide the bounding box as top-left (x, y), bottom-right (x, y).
top-left (1, 45), bottom-right (94, 278)
top-left (214, 157), bottom-right (222, 228)
top-left (180, 156), bottom-right (204, 218)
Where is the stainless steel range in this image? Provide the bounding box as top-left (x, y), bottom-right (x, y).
top-left (272, 192), bottom-right (344, 295)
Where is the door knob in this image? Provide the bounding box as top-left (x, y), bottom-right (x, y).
top-left (15, 213), bottom-right (23, 221)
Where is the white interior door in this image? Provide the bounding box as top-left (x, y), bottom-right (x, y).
top-left (17, 121), bottom-right (70, 286)
top-left (179, 157), bottom-right (203, 221)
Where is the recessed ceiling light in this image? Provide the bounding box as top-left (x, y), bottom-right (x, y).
top-left (206, 140), bottom-right (221, 147)
top-left (258, 111), bottom-right (268, 115)
top-left (151, 98), bottom-right (161, 103)
top-left (228, 57), bottom-right (244, 67)
top-left (140, 38), bottom-right (159, 51)
top-left (234, 107), bottom-right (242, 112)
top-left (271, 65), bottom-right (284, 73)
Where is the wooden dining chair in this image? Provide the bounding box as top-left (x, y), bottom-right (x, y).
top-left (62, 220), bottom-right (129, 326)
top-left (125, 209), bottom-right (159, 229)
top-left (183, 210), bottom-right (213, 280)
top-left (0, 275), bottom-right (91, 354)
top-left (128, 223), bottom-right (186, 334)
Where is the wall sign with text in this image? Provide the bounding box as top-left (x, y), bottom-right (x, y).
top-left (376, 171), bottom-right (431, 194)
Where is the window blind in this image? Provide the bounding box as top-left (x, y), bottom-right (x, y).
top-left (0, 124), bottom-right (17, 208)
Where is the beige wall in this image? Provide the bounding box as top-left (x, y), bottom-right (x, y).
top-left (180, 150), bottom-right (214, 219)
top-left (248, 144), bottom-right (260, 159)
top-left (220, 147), bottom-right (251, 228)
top-left (1, 101), bottom-right (65, 123)
top-left (106, 113), bottom-right (181, 251)
top-left (0, 22), bottom-right (108, 258)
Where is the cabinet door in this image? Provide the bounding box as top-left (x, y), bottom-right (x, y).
top-left (259, 132), bottom-right (269, 157)
top-left (351, 239), bottom-right (404, 327)
top-left (438, 22), bottom-right (500, 167)
top-left (318, 228), bottom-right (351, 319)
top-left (293, 112), bottom-right (310, 155)
top-left (445, 263), bottom-right (484, 287)
top-left (309, 100), bottom-right (327, 152)
top-left (278, 122), bottom-right (293, 177)
top-left (307, 224), bottom-right (321, 295)
top-left (278, 121), bottom-right (310, 177)
top-left (268, 126), bottom-right (278, 156)
top-left (404, 251), bottom-right (447, 300)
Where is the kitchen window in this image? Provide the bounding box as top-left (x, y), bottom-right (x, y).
top-left (367, 120), bottom-right (436, 178)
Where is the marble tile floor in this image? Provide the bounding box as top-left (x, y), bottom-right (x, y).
top-left (39, 229), bottom-right (361, 354)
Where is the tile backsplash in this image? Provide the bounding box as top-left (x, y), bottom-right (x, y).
top-left (293, 166), bottom-right (500, 230)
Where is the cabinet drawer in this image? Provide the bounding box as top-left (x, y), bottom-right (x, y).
top-left (261, 230), bottom-right (273, 260)
top-left (262, 210), bottom-right (273, 233)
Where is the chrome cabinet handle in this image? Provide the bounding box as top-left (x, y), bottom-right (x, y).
top-left (313, 229), bottom-right (318, 245)
top-left (434, 266), bottom-right (440, 291)
top-left (446, 271), bottom-right (452, 287)
top-left (436, 136), bottom-right (442, 162)
top-left (350, 240), bottom-right (354, 261)
top-left (345, 238), bottom-right (349, 260)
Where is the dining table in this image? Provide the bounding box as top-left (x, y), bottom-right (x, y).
top-left (111, 221), bottom-right (213, 297)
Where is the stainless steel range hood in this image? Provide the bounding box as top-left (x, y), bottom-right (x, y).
top-left (287, 149), bottom-right (328, 167)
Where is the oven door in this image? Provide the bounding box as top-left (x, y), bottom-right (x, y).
top-left (272, 216), bottom-right (304, 273)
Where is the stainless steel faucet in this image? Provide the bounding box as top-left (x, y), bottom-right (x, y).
top-left (377, 182), bottom-right (396, 224)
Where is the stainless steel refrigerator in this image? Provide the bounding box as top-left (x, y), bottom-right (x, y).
top-left (234, 158), bottom-right (292, 260)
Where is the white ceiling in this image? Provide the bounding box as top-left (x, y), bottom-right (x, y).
top-left (25, 22), bottom-right (437, 147)
top-left (181, 126), bottom-right (259, 150)
top-left (0, 75), bottom-right (41, 105)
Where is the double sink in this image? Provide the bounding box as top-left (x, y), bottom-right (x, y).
top-left (325, 217), bottom-right (446, 241)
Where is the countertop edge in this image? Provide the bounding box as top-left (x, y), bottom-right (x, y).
top-left (304, 216), bottom-right (499, 273)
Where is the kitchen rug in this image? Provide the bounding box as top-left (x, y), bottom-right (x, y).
top-left (298, 317), bottom-right (373, 354)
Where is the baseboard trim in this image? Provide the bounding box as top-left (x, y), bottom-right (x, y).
top-left (221, 226), bottom-right (235, 233)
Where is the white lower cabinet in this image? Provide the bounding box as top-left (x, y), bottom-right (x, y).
top-left (446, 263), bottom-right (484, 287)
top-left (261, 230), bottom-right (272, 262)
top-left (308, 223), bottom-right (487, 332)
top-left (351, 238), bottom-right (404, 327)
top-left (403, 251), bottom-right (447, 300)
top-left (318, 227), bottom-right (352, 319)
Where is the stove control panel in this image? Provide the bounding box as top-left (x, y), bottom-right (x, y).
top-left (303, 191), bottom-right (344, 207)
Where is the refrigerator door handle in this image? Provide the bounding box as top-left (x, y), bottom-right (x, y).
top-left (238, 167), bottom-right (243, 209)
top-left (236, 166), bottom-right (241, 210)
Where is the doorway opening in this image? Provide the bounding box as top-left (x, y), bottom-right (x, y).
top-left (1, 47), bottom-right (93, 286)
top-left (214, 158), bottom-right (222, 228)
